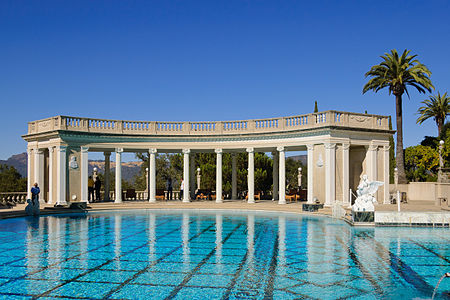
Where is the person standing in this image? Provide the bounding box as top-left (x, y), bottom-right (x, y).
top-left (167, 178), bottom-right (173, 200)
top-left (94, 177), bottom-right (102, 202)
top-left (180, 179), bottom-right (184, 200)
top-left (88, 176), bottom-right (95, 202)
top-left (31, 183), bottom-right (40, 205)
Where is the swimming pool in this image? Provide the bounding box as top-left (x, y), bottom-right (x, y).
top-left (0, 210), bottom-right (448, 299)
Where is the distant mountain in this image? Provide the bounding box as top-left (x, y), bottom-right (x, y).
top-left (287, 154), bottom-right (307, 165)
top-left (0, 152), bottom-right (142, 183)
top-left (0, 152), bottom-right (27, 177)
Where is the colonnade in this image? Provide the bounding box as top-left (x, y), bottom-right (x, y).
top-left (26, 141), bottom-right (391, 206)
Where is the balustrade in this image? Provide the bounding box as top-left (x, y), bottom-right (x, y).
top-left (27, 110), bottom-right (390, 136)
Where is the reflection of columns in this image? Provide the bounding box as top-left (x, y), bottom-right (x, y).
top-left (247, 148), bottom-right (255, 203)
top-left (307, 144), bottom-right (314, 204)
top-left (278, 146), bottom-right (286, 205)
top-left (27, 149), bottom-right (33, 199)
top-left (215, 149), bottom-right (223, 203)
top-left (247, 214), bottom-right (255, 262)
top-left (80, 147), bottom-right (89, 203)
top-left (272, 151), bottom-right (279, 201)
top-left (278, 216), bottom-right (286, 267)
top-left (182, 149), bottom-right (190, 202)
top-left (114, 214), bottom-right (122, 259)
top-left (149, 213), bottom-right (156, 262)
top-left (115, 148), bottom-right (123, 203)
top-left (383, 146), bottom-right (390, 204)
top-left (149, 149), bottom-right (157, 203)
top-left (342, 143), bottom-right (350, 205)
top-left (215, 214), bottom-right (223, 263)
top-left (325, 143), bottom-right (336, 206)
top-left (104, 152), bottom-right (111, 201)
top-left (231, 154), bottom-right (237, 200)
top-left (182, 212), bottom-right (190, 266)
top-left (48, 147), bottom-right (54, 204)
top-left (56, 146), bottom-right (67, 205)
top-left (34, 149), bottom-right (45, 202)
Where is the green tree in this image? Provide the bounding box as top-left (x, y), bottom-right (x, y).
top-left (0, 164), bottom-right (27, 192)
top-left (417, 92), bottom-right (450, 136)
top-left (363, 49), bottom-right (434, 183)
top-left (404, 145), bottom-right (439, 182)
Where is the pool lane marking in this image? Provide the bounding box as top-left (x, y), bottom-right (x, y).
top-left (164, 223), bottom-right (244, 299)
top-left (407, 239), bottom-right (450, 264)
top-left (361, 233), bottom-right (434, 296)
top-left (32, 217), bottom-right (181, 299)
top-left (220, 220), bottom-right (268, 300)
top-left (103, 221), bottom-right (227, 299)
top-left (263, 227), bottom-right (278, 299)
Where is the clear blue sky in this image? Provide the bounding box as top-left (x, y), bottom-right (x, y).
top-left (1, 0), bottom-right (449, 160)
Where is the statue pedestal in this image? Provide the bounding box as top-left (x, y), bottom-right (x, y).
top-left (352, 211), bottom-right (374, 222)
top-left (302, 203), bottom-right (324, 212)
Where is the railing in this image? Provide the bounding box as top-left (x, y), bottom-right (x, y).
top-left (26, 111), bottom-right (390, 136)
top-left (105, 190), bottom-right (182, 201)
top-left (0, 192), bottom-right (27, 206)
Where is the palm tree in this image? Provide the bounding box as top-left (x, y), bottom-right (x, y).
top-left (363, 49), bottom-right (433, 184)
top-left (417, 92), bottom-right (450, 136)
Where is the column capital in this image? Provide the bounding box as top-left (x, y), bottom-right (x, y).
top-left (324, 143), bottom-right (336, 150)
top-left (104, 151), bottom-right (111, 156)
top-left (215, 148), bottom-right (223, 154)
top-left (306, 144), bottom-right (314, 151)
top-left (182, 149), bottom-right (191, 154)
top-left (115, 148), bottom-right (123, 153)
top-left (276, 146), bottom-right (285, 152)
top-left (81, 146), bottom-right (89, 153)
top-left (57, 145), bottom-right (67, 153)
top-left (35, 149), bottom-right (44, 154)
top-left (246, 147), bottom-right (254, 153)
top-left (48, 146), bottom-right (55, 153)
top-left (368, 144), bottom-right (378, 151)
top-left (149, 148), bottom-right (157, 154)
top-left (342, 143), bottom-right (350, 150)
top-left (27, 148), bottom-right (34, 155)
top-left (383, 145), bottom-right (390, 151)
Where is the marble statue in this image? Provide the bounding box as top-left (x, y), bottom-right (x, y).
top-left (352, 175), bottom-right (384, 212)
top-left (25, 198), bottom-right (40, 216)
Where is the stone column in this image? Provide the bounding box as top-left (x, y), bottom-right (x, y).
top-left (149, 148), bottom-right (157, 203)
top-left (342, 143), bottom-right (350, 205)
top-left (189, 153), bottom-right (195, 199)
top-left (367, 144), bottom-right (378, 182)
top-left (307, 144), bottom-right (314, 204)
top-left (232, 154), bottom-right (237, 200)
top-left (47, 147), bottom-right (54, 204)
top-left (215, 149), bottom-right (223, 203)
top-left (104, 152), bottom-right (111, 201)
top-left (383, 146), bottom-right (390, 204)
top-left (272, 151), bottom-right (279, 201)
top-left (34, 149), bottom-right (45, 202)
top-left (80, 146), bottom-right (89, 203)
top-left (27, 148), bottom-right (33, 199)
top-left (246, 148), bottom-right (255, 203)
top-left (278, 146), bottom-right (286, 205)
top-left (324, 143), bottom-right (336, 207)
top-left (115, 148), bottom-right (123, 203)
top-left (182, 149), bottom-right (190, 202)
top-left (56, 146), bottom-right (67, 205)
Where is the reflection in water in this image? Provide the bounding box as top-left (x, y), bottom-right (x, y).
top-left (15, 211), bottom-right (449, 299)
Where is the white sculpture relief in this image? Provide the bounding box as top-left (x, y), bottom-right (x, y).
top-left (352, 174), bottom-right (383, 212)
top-left (316, 154), bottom-right (323, 167)
top-left (69, 156), bottom-right (78, 169)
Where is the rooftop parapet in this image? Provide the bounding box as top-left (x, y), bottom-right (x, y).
top-left (26, 111), bottom-right (390, 136)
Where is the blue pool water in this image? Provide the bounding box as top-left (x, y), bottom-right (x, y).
top-left (0, 210), bottom-right (448, 299)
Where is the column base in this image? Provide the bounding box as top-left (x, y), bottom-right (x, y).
top-left (56, 201), bottom-right (67, 206)
top-left (278, 200), bottom-right (286, 205)
top-left (182, 199), bottom-right (190, 203)
top-left (149, 199), bottom-right (156, 203)
top-left (216, 199), bottom-right (223, 203)
top-left (114, 199), bottom-right (122, 204)
top-left (247, 199), bottom-right (255, 204)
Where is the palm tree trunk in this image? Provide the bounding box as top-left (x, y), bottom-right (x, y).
top-left (437, 119), bottom-right (443, 137)
top-left (395, 94), bottom-right (407, 183)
